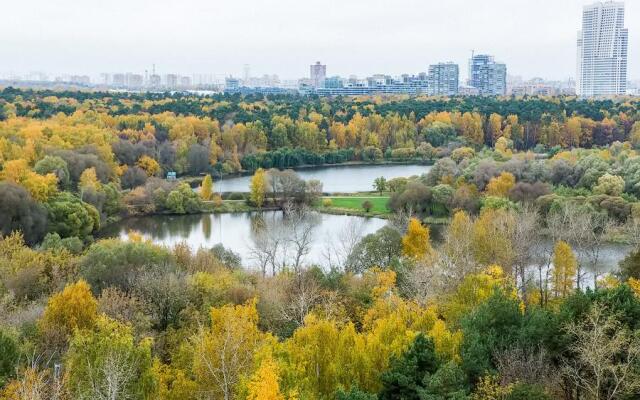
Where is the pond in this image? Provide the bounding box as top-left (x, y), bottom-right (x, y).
top-left (214, 163), bottom-right (431, 193)
top-left (99, 211), bottom-right (389, 268)
top-left (99, 210), bottom-right (633, 282)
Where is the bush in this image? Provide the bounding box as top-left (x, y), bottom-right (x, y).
top-left (79, 239), bottom-right (175, 293)
top-left (227, 192), bottom-right (246, 201)
top-left (362, 200), bottom-right (373, 213)
top-left (322, 198), bottom-right (333, 207)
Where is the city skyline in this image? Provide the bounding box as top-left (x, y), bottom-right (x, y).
top-left (2, 0), bottom-right (638, 82)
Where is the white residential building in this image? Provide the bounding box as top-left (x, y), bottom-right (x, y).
top-left (577, 1), bottom-right (628, 97)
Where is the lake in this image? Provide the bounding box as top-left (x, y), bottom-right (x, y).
top-left (100, 211), bottom-right (389, 268)
top-left (99, 211), bottom-right (633, 281)
top-left (214, 163), bottom-right (431, 193)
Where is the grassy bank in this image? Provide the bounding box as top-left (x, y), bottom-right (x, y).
top-left (318, 195), bottom-right (392, 218)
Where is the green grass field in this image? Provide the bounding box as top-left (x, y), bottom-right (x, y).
top-left (325, 196), bottom-right (390, 213)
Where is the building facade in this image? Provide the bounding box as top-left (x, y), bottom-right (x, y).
top-left (577, 1), bottom-right (628, 97)
top-left (427, 62), bottom-right (459, 96)
top-left (468, 54), bottom-right (506, 96)
top-left (310, 61), bottom-right (326, 88)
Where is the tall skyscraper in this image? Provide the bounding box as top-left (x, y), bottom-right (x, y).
top-left (468, 54), bottom-right (506, 96)
top-left (427, 62), bottom-right (459, 96)
top-left (577, 1), bottom-right (628, 97)
top-left (310, 61), bottom-right (326, 88)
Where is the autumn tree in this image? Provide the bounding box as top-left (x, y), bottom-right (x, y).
top-left (38, 280), bottom-right (98, 351)
top-left (402, 218), bottom-right (432, 260)
top-left (552, 241), bottom-right (577, 298)
top-left (593, 173), bottom-right (625, 196)
top-left (250, 168), bottom-right (268, 208)
top-left (190, 299), bottom-right (266, 400)
top-left (246, 355), bottom-right (284, 400)
top-left (200, 174), bottom-right (214, 201)
top-left (136, 155), bottom-right (161, 176)
top-left (65, 316), bottom-right (155, 400)
top-left (485, 172), bottom-right (516, 198)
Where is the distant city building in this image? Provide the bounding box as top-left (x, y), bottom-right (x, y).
top-left (112, 73), bottom-right (126, 87)
top-left (225, 77), bottom-right (240, 90)
top-left (69, 75), bottom-right (91, 85)
top-left (149, 74), bottom-right (161, 87)
top-left (126, 73), bottom-right (143, 88)
top-left (165, 74), bottom-right (178, 88)
top-left (468, 54), bottom-right (507, 96)
top-left (99, 73), bottom-right (110, 85)
top-left (310, 61), bottom-right (326, 88)
top-left (508, 78), bottom-right (576, 96)
top-left (179, 76), bottom-right (192, 88)
top-left (315, 75), bottom-right (428, 96)
top-left (458, 85), bottom-right (480, 96)
top-left (427, 62), bottom-right (459, 96)
top-left (324, 76), bottom-right (344, 89)
top-left (577, 1), bottom-right (628, 97)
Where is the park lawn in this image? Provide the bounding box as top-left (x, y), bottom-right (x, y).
top-left (326, 196), bottom-right (390, 213)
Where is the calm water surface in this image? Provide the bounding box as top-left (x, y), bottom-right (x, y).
top-left (99, 211), bottom-right (632, 279)
top-left (100, 211), bottom-right (388, 267)
top-left (215, 164), bottom-right (431, 193)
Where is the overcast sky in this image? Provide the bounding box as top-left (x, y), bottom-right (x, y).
top-left (2, 0), bottom-right (638, 81)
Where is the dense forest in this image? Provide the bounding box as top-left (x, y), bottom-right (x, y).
top-left (2, 89), bottom-right (640, 399)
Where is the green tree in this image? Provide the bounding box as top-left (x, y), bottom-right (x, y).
top-left (45, 191), bottom-right (100, 239)
top-left (422, 361), bottom-right (470, 400)
top-left (34, 155), bottom-right (70, 189)
top-left (165, 183), bottom-right (202, 214)
top-left (374, 176), bottom-right (387, 195)
top-left (379, 334), bottom-right (439, 400)
top-left (0, 329), bottom-right (19, 387)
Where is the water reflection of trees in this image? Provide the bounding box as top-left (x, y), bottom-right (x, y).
top-left (111, 214), bottom-right (205, 242)
top-left (248, 208), bottom-right (321, 276)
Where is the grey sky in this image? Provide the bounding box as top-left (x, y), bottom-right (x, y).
top-left (2, 0), bottom-right (637, 80)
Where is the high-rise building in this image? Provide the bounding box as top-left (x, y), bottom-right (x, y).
top-left (180, 76), bottom-right (192, 88)
top-left (468, 54), bottom-right (506, 96)
top-left (112, 73), bottom-right (126, 87)
top-left (127, 74), bottom-right (144, 88)
top-left (577, 1), bottom-right (628, 97)
top-left (310, 61), bottom-right (326, 88)
top-left (427, 62), bottom-right (459, 96)
top-left (149, 74), bottom-right (161, 87)
top-left (165, 74), bottom-right (178, 88)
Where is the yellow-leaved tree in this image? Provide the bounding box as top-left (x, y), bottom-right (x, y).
top-left (191, 299), bottom-right (267, 400)
top-left (552, 240), bottom-right (577, 298)
top-left (485, 172), bottom-right (516, 197)
top-left (137, 155), bottom-right (161, 176)
top-left (402, 218), bottom-right (432, 260)
top-left (79, 167), bottom-right (100, 191)
top-left (250, 168), bottom-right (268, 208)
top-left (246, 355), bottom-right (285, 400)
top-left (38, 280), bottom-right (98, 350)
top-left (200, 174), bottom-right (214, 201)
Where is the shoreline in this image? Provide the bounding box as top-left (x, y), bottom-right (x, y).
top-left (181, 159), bottom-right (434, 186)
